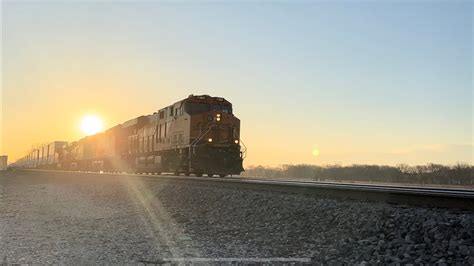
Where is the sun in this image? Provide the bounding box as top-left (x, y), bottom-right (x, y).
top-left (80, 115), bottom-right (104, 136)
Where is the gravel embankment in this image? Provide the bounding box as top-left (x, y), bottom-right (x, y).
top-left (1, 170), bottom-right (473, 264)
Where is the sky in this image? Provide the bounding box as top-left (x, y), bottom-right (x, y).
top-left (1, 1), bottom-right (472, 166)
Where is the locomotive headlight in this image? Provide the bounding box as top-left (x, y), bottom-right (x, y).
top-left (216, 117), bottom-right (221, 122)
top-left (208, 138), bottom-right (213, 143)
top-left (234, 139), bottom-right (239, 144)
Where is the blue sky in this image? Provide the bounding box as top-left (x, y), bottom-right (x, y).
top-left (2, 1), bottom-right (472, 165)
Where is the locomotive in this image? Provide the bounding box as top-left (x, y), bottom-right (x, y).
top-left (13, 95), bottom-right (245, 177)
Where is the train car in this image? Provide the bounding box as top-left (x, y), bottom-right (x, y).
top-left (11, 141), bottom-right (67, 169)
top-left (46, 141), bottom-right (68, 169)
top-left (14, 95), bottom-right (245, 177)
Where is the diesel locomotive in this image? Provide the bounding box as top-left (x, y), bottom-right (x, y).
top-left (13, 95), bottom-right (245, 177)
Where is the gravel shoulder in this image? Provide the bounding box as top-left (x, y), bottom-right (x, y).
top-left (1, 170), bottom-right (473, 264)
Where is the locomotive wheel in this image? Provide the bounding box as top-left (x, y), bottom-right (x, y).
top-left (207, 173), bottom-right (214, 177)
top-left (219, 174), bottom-right (226, 178)
top-left (184, 172), bottom-right (190, 176)
top-left (195, 173), bottom-right (203, 177)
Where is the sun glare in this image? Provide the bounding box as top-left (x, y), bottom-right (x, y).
top-left (81, 115), bottom-right (104, 136)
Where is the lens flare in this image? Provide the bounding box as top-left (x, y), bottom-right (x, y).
top-left (312, 148), bottom-right (320, 157)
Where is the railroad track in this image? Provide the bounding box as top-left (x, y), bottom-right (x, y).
top-left (16, 169), bottom-right (474, 210)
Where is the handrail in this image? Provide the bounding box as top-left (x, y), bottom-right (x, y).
top-left (188, 123), bottom-right (215, 172)
top-left (190, 123), bottom-right (215, 152)
top-left (240, 138), bottom-right (248, 159)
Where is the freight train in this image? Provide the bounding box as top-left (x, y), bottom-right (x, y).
top-left (12, 95), bottom-right (245, 177)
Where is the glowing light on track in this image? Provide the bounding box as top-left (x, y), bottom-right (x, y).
top-left (312, 148), bottom-right (320, 157)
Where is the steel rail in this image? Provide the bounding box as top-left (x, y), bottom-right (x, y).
top-left (15, 169), bottom-right (474, 210)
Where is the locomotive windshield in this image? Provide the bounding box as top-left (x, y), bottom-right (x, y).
top-left (185, 102), bottom-right (232, 115)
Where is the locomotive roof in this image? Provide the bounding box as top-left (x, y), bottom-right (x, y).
top-left (182, 94), bottom-right (231, 105)
top-left (121, 115), bottom-right (148, 128)
top-left (155, 95), bottom-right (232, 114)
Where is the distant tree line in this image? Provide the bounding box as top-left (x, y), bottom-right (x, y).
top-left (241, 163), bottom-right (474, 186)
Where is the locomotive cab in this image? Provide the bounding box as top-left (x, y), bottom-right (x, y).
top-left (184, 98), bottom-right (233, 115)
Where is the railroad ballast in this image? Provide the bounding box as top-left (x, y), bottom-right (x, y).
top-left (13, 95), bottom-right (245, 177)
